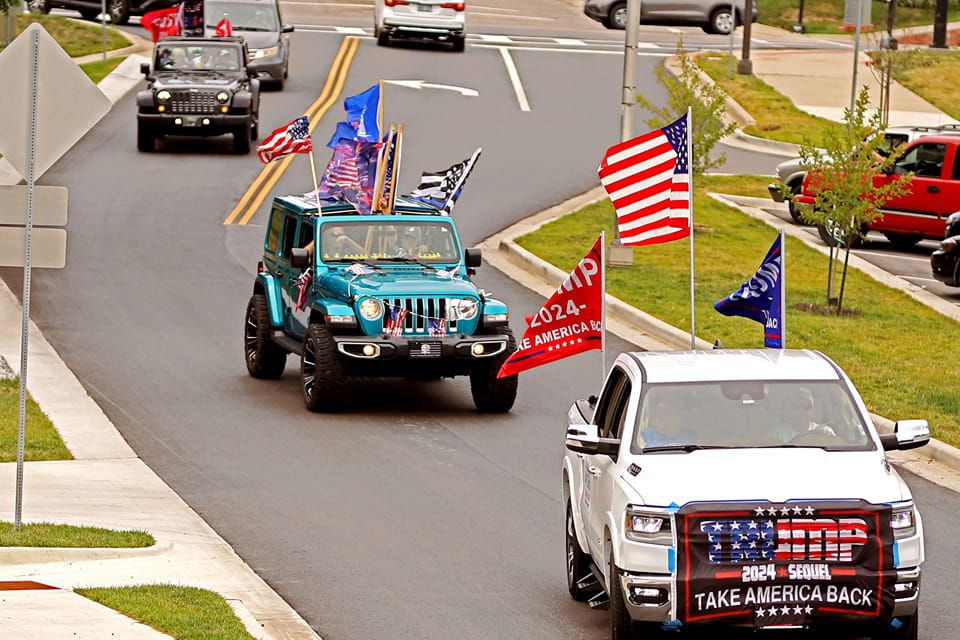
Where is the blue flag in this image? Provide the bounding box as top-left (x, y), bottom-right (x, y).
top-left (343, 85), bottom-right (381, 143)
top-left (714, 232), bottom-right (785, 348)
top-left (326, 121), bottom-right (361, 149)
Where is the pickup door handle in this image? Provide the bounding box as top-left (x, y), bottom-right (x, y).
top-left (927, 185), bottom-right (940, 194)
top-left (587, 465), bottom-right (601, 477)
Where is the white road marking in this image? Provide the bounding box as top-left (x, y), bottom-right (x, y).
top-left (384, 79), bottom-right (479, 97)
top-left (333, 26), bottom-right (368, 35)
top-left (476, 44), bottom-right (669, 57)
top-left (470, 12), bottom-right (554, 21)
top-left (855, 251), bottom-right (934, 263)
top-left (282, 1), bottom-right (372, 6)
top-left (497, 46), bottom-right (530, 112)
top-left (477, 34), bottom-right (513, 43)
top-left (553, 38), bottom-right (587, 46)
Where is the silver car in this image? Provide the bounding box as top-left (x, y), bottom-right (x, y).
top-left (374, 0), bottom-right (466, 51)
top-left (583, 0), bottom-right (758, 35)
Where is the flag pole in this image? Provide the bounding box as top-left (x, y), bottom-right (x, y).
top-left (601, 229), bottom-right (607, 386)
top-left (308, 149), bottom-right (320, 197)
top-left (687, 106), bottom-right (696, 350)
top-left (780, 229), bottom-right (786, 348)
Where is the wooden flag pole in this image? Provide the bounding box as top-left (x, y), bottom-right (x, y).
top-left (687, 106), bottom-right (696, 350)
top-left (308, 149), bottom-right (320, 197)
top-left (601, 229), bottom-right (607, 386)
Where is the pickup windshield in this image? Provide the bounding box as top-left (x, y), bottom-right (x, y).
top-left (632, 381), bottom-right (875, 453)
top-left (320, 220), bottom-right (460, 265)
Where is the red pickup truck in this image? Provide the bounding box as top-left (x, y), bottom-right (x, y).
top-left (797, 135), bottom-right (960, 248)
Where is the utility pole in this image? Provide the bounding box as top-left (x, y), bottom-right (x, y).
top-left (932, 0), bottom-right (948, 49)
top-left (609, 0), bottom-right (640, 266)
top-left (737, 0), bottom-right (754, 75)
top-left (794, 0), bottom-right (806, 33)
top-left (850, 0), bottom-right (864, 116)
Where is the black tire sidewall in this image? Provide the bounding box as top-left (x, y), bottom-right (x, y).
top-left (469, 326), bottom-right (518, 413)
top-left (566, 502), bottom-right (591, 601)
top-left (108, 0), bottom-right (129, 24)
top-left (245, 294), bottom-right (286, 378)
top-left (301, 324), bottom-right (346, 412)
top-left (609, 550), bottom-right (634, 640)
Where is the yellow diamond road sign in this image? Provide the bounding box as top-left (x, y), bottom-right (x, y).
top-left (0, 23), bottom-right (111, 181)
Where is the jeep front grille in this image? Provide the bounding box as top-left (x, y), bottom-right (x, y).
top-left (169, 90), bottom-right (218, 114)
top-left (380, 297), bottom-right (459, 335)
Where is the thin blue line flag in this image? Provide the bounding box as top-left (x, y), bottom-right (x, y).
top-left (714, 233), bottom-right (784, 348)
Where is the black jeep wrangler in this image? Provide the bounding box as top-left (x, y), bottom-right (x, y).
top-left (136, 36), bottom-right (260, 154)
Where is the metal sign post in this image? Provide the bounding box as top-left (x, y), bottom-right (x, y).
top-left (850, 0), bottom-right (864, 115)
top-left (101, 0), bottom-right (107, 61)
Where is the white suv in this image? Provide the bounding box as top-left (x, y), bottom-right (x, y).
top-left (563, 349), bottom-right (926, 639)
top-left (374, 0), bottom-right (466, 51)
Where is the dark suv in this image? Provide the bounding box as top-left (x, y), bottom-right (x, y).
top-left (136, 36), bottom-right (260, 154)
top-left (28, 0), bottom-right (176, 25)
top-left (931, 212), bottom-right (960, 287)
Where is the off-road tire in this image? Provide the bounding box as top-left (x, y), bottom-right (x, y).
top-left (883, 232), bottom-right (922, 249)
top-left (78, 7), bottom-right (100, 19)
top-left (603, 2), bottom-right (627, 29)
top-left (108, 0), bottom-right (129, 24)
top-left (301, 324), bottom-right (347, 412)
top-left (27, 0), bottom-right (50, 14)
top-left (451, 35), bottom-right (466, 52)
top-left (706, 7), bottom-right (735, 34)
top-left (233, 125), bottom-right (250, 154)
top-left (566, 501), bottom-right (592, 601)
top-left (137, 125), bottom-right (155, 152)
top-left (244, 294), bottom-right (286, 379)
top-left (609, 551), bottom-right (636, 640)
top-left (469, 326), bottom-right (518, 413)
top-left (873, 610), bottom-right (919, 640)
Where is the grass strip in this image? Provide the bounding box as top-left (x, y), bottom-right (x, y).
top-left (761, 0), bottom-right (934, 34)
top-left (0, 14), bottom-right (129, 57)
top-left (696, 53), bottom-right (845, 147)
top-left (880, 49), bottom-right (960, 122)
top-left (515, 174), bottom-right (960, 448)
top-left (80, 55), bottom-right (127, 84)
top-left (0, 377), bottom-right (71, 462)
top-left (76, 585), bottom-right (256, 640)
top-left (0, 521), bottom-right (154, 548)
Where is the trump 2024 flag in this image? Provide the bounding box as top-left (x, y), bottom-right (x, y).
top-left (498, 236), bottom-right (604, 378)
top-left (714, 231), bottom-right (785, 348)
top-left (599, 114), bottom-right (690, 246)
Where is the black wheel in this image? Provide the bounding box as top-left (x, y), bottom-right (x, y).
top-left (954, 258), bottom-right (960, 287)
top-left (566, 501), bottom-right (592, 601)
top-left (233, 125), bottom-right (250, 154)
top-left (244, 294), bottom-right (286, 379)
top-left (27, 0), bottom-right (50, 14)
top-left (377, 31), bottom-right (390, 47)
top-left (451, 35), bottom-right (466, 52)
top-left (301, 324), bottom-right (347, 412)
top-left (108, 0), bottom-right (129, 24)
top-left (817, 221), bottom-right (863, 249)
top-left (883, 232), bottom-right (922, 249)
top-left (786, 180), bottom-right (805, 224)
top-left (469, 326), bottom-right (518, 413)
top-left (78, 7), bottom-right (100, 19)
top-left (706, 7), bottom-right (735, 34)
top-left (250, 119), bottom-right (259, 141)
top-left (609, 551), bottom-right (636, 640)
top-left (603, 2), bottom-right (627, 29)
top-left (873, 610), bottom-right (918, 640)
top-left (136, 124), bottom-right (154, 152)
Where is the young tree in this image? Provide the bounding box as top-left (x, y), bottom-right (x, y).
top-left (795, 86), bottom-right (912, 313)
top-left (635, 40), bottom-right (735, 177)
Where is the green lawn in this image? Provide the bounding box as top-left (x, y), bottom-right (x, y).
top-left (80, 55), bottom-right (126, 84)
top-left (696, 53), bottom-right (846, 147)
top-left (0, 521), bottom-right (154, 547)
top-left (761, 0), bottom-right (940, 34)
top-left (0, 14), bottom-right (129, 57)
top-left (76, 586), bottom-right (256, 640)
top-left (516, 175), bottom-right (960, 448)
top-left (0, 378), bottom-right (71, 462)
top-left (881, 49), bottom-right (960, 121)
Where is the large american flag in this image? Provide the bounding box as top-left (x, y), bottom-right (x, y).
top-left (598, 114), bottom-right (690, 246)
top-left (257, 116), bottom-right (313, 164)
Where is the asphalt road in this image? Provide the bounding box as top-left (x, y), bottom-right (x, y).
top-left (4, 5), bottom-right (958, 640)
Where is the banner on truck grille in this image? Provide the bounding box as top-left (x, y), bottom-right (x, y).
top-left (675, 501), bottom-right (897, 628)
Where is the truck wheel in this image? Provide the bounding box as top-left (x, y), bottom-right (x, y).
top-left (107, 0), bottom-right (129, 24)
top-left (566, 501), bottom-right (592, 601)
top-left (78, 7), bottom-right (100, 19)
top-left (233, 125), bottom-right (250, 154)
top-left (609, 551), bottom-right (636, 640)
top-left (27, 0), bottom-right (51, 14)
top-left (137, 125), bottom-right (155, 153)
top-left (874, 611), bottom-right (918, 640)
top-left (817, 221), bottom-right (863, 249)
top-left (301, 324), bottom-right (347, 412)
top-left (706, 7), bottom-right (735, 34)
top-left (469, 326), bottom-right (518, 413)
top-left (244, 294), bottom-right (286, 379)
top-left (786, 180), bottom-right (805, 224)
top-left (451, 35), bottom-right (466, 52)
top-left (883, 232), bottom-right (922, 249)
top-left (603, 2), bottom-right (627, 29)
top-left (377, 31), bottom-right (390, 47)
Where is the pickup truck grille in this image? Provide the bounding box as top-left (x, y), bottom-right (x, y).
top-left (380, 297), bottom-right (459, 335)
top-left (169, 90), bottom-right (218, 114)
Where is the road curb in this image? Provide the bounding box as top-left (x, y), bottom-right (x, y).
top-left (0, 542), bottom-right (173, 566)
top-left (479, 188), bottom-right (960, 478)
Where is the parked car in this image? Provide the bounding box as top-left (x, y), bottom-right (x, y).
top-left (136, 36), bottom-right (260, 153)
top-left (27, 0), bottom-right (176, 25)
top-left (204, 0), bottom-right (293, 89)
top-left (563, 349), bottom-right (927, 640)
top-left (796, 134), bottom-right (960, 249)
top-left (374, 0), bottom-right (466, 51)
top-left (770, 124), bottom-right (960, 224)
top-left (931, 211), bottom-right (960, 286)
top-left (583, 0), bottom-right (758, 35)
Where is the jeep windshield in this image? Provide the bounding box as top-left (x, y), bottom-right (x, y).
top-left (320, 220), bottom-right (461, 265)
top-left (155, 44), bottom-right (242, 71)
top-left (205, 1), bottom-right (279, 32)
top-left (632, 381), bottom-right (875, 453)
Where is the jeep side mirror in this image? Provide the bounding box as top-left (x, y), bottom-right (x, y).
top-left (465, 248), bottom-right (482, 268)
top-left (282, 24), bottom-right (295, 33)
top-left (565, 423), bottom-right (619, 457)
top-left (880, 419), bottom-right (930, 451)
top-left (290, 247), bottom-right (310, 269)
top-left (140, 62), bottom-right (150, 76)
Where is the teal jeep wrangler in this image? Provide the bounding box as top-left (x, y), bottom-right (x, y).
top-left (244, 194), bottom-right (518, 412)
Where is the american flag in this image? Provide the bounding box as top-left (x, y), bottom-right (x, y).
top-left (598, 114), bottom-right (690, 246)
top-left (702, 520), bottom-right (777, 564)
top-left (345, 263), bottom-right (374, 276)
top-left (428, 317), bottom-right (446, 337)
top-left (257, 116), bottom-right (313, 164)
top-left (294, 269), bottom-right (312, 312)
top-left (384, 306), bottom-right (407, 337)
top-left (327, 152), bottom-right (360, 188)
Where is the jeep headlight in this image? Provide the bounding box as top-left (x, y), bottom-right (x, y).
top-left (216, 91), bottom-right (230, 103)
top-left (452, 298), bottom-right (478, 321)
top-left (891, 503), bottom-right (917, 539)
top-left (155, 90), bottom-right (171, 102)
top-left (625, 506), bottom-right (672, 545)
top-left (358, 298), bottom-right (383, 321)
top-left (252, 45), bottom-right (279, 59)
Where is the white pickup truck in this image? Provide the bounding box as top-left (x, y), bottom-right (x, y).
top-left (562, 349), bottom-right (927, 640)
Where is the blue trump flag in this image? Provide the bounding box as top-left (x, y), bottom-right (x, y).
top-left (343, 84), bottom-right (381, 142)
top-left (714, 231), bottom-right (785, 348)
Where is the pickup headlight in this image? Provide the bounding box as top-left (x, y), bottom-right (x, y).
top-left (251, 45), bottom-right (280, 59)
top-left (216, 91), bottom-right (230, 103)
top-left (891, 503), bottom-right (917, 539)
top-left (155, 90), bottom-right (171, 102)
top-left (625, 505), bottom-right (672, 545)
top-left (358, 298), bottom-right (383, 321)
top-left (452, 298), bottom-right (478, 321)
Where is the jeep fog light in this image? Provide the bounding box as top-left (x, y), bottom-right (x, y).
top-left (202, 118), bottom-right (210, 126)
top-left (471, 343), bottom-right (484, 356)
top-left (359, 298), bottom-right (384, 321)
top-left (363, 345), bottom-right (376, 357)
top-left (220, 105), bottom-right (229, 113)
top-left (174, 118), bottom-right (183, 126)
top-left (157, 105), bottom-right (166, 113)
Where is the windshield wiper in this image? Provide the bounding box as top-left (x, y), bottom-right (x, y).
top-left (379, 256), bottom-right (436, 270)
top-left (641, 445), bottom-right (733, 453)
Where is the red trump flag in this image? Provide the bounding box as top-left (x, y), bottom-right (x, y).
top-left (498, 236), bottom-right (604, 378)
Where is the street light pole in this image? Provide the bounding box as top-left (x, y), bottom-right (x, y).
top-left (932, 0), bottom-right (948, 49)
top-left (850, 0), bottom-right (864, 115)
top-left (737, 0), bottom-right (754, 74)
top-left (794, 0), bottom-right (806, 33)
top-left (610, 0), bottom-right (640, 266)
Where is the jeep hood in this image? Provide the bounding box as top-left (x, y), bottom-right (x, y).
top-left (320, 271), bottom-right (478, 299)
top-left (623, 449), bottom-right (907, 507)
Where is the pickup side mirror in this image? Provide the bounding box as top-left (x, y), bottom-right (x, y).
top-left (140, 61), bottom-right (150, 76)
top-left (880, 419), bottom-right (930, 451)
top-left (282, 24), bottom-right (295, 33)
top-left (565, 423), bottom-right (620, 457)
top-left (290, 247), bottom-right (310, 269)
top-left (465, 247), bottom-right (482, 268)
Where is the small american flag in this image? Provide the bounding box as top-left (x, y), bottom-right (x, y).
top-left (428, 317), bottom-right (446, 337)
top-left (384, 306), bottom-right (407, 337)
top-left (294, 269), bottom-right (312, 312)
top-left (345, 263), bottom-right (374, 276)
top-left (598, 114), bottom-right (690, 246)
top-left (258, 116), bottom-right (313, 164)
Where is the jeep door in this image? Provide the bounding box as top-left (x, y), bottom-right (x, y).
top-left (278, 216), bottom-right (314, 338)
top-left (874, 140), bottom-right (955, 239)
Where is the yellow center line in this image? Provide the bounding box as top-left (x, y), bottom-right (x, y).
top-left (224, 37), bottom-right (360, 225)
